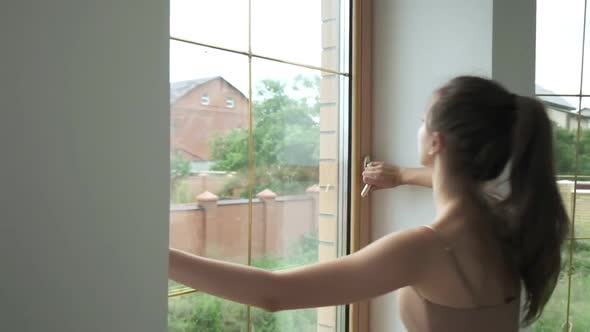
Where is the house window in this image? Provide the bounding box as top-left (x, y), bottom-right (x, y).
top-left (226, 97), bottom-right (235, 108)
top-left (168, 0), bottom-right (369, 331)
top-left (201, 94), bottom-right (210, 105)
top-left (533, 0), bottom-right (590, 330)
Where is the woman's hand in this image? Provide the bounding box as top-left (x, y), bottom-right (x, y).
top-left (362, 161), bottom-right (404, 190)
top-left (362, 163), bottom-right (433, 190)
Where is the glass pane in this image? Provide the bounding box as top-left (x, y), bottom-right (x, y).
top-left (248, 58), bottom-right (348, 330)
top-left (583, 4), bottom-right (590, 95)
top-left (530, 244), bottom-right (571, 331)
top-left (250, 57), bottom-right (346, 268)
top-left (574, 98), bottom-right (590, 238)
top-left (536, 0), bottom-right (585, 95)
top-left (168, 291), bottom-right (248, 332)
top-left (170, 0), bottom-right (249, 52)
top-left (251, 306), bottom-right (318, 332)
top-left (251, 0), bottom-right (347, 73)
top-left (169, 40), bottom-right (249, 203)
top-left (569, 240), bottom-right (590, 331)
top-left (545, 96), bottom-right (579, 238)
top-left (170, 40), bottom-right (249, 93)
top-left (169, 42), bottom-right (250, 296)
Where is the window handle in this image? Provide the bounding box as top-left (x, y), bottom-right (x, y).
top-left (361, 155), bottom-right (372, 197)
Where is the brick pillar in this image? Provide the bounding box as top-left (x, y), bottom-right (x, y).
top-left (257, 189), bottom-right (278, 256)
top-left (198, 172), bottom-right (208, 192)
top-left (197, 191), bottom-right (220, 259)
top-left (306, 184), bottom-right (320, 231)
top-left (319, 0), bottom-right (339, 331)
top-left (319, 0), bottom-right (339, 263)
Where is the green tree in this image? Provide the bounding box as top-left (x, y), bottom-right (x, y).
top-left (552, 122), bottom-right (576, 176)
top-left (576, 128), bottom-right (590, 176)
top-left (171, 151), bottom-right (192, 179)
top-left (170, 151), bottom-right (193, 203)
top-left (553, 122), bottom-right (590, 176)
top-left (209, 75), bottom-right (320, 198)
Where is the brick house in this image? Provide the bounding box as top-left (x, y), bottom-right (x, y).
top-left (170, 76), bottom-right (248, 171)
top-left (537, 84), bottom-right (590, 130)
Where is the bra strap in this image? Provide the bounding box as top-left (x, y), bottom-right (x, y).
top-left (422, 225), bottom-right (481, 307)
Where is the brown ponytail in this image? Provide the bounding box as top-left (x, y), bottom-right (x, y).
top-left (498, 95), bottom-right (569, 325)
top-left (429, 76), bottom-right (570, 326)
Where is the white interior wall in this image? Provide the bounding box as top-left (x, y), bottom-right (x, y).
top-left (0, 1), bottom-right (170, 331)
top-left (371, 0), bottom-right (535, 331)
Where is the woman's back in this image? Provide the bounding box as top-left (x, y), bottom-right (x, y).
top-left (399, 286), bottom-right (520, 332)
top-left (399, 223), bottom-right (522, 331)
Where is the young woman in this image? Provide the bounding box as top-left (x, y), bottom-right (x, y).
top-left (169, 76), bottom-right (569, 331)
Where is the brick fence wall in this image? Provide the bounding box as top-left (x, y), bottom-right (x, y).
top-left (171, 181), bottom-right (588, 261)
top-left (169, 189), bottom-right (319, 264)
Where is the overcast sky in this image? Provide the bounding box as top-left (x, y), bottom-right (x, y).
top-left (169, 0), bottom-right (328, 100)
top-left (170, 0), bottom-right (590, 108)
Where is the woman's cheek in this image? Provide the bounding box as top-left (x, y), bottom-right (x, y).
top-left (417, 125), bottom-right (426, 164)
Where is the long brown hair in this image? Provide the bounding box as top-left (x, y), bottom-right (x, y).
top-left (428, 76), bottom-right (569, 326)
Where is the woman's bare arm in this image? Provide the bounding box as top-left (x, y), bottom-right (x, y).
top-left (400, 167), bottom-right (433, 188)
top-left (169, 249), bottom-right (275, 311)
top-left (268, 226), bottom-right (432, 311)
top-left (169, 226), bottom-right (434, 312)
top-left (362, 161), bottom-right (433, 189)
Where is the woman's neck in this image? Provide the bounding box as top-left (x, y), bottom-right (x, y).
top-left (431, 160), bottom-right (505, 250)
top-left (431, 160), bottom-right (482, 218)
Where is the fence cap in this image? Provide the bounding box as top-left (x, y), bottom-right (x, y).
top-left (196, 191), bottom-right (219, 202)
top-left (306, 184), bottom-right (320, 193)
top-left (256, 188), bottom-right (277, 199)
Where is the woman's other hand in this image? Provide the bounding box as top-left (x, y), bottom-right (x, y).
top-left (362, 161), bottom-right (404, 190)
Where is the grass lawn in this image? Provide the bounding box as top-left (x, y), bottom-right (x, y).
top-left (532, 240), bottom-right (590, 332)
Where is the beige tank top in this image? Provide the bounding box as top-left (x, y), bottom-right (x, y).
top-left (398, 225), bottom-right (521, 332)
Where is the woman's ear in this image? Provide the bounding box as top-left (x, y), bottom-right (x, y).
top-left (430, 132), bottom-right (444, 155)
